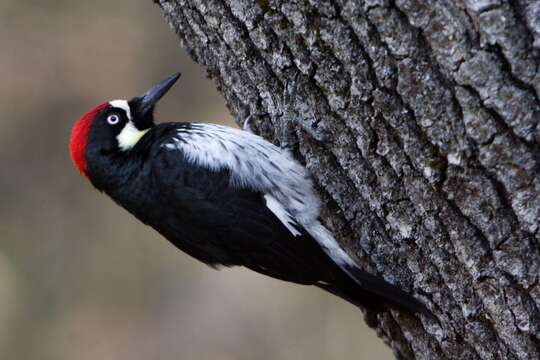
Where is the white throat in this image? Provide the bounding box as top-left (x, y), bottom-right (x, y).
top-left (117, 121), bottom-right (149, 151)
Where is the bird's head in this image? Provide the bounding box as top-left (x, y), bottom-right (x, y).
top-left (69, 73), bottom-right (180, 177)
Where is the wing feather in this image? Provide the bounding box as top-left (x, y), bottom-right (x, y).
top-left (162, 124), bottom-right (359, 267)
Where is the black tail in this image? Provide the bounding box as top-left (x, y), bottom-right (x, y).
top-left (321, 264), bottom-right (433, 318)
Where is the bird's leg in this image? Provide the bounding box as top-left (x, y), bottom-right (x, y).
top-left (243, 113), bottom-right (256, 133)
top-left (277, 117), bottom-right (297, 151)
top-left (278, 71), bottom-right (301, 151)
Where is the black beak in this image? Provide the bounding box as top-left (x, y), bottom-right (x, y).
top-left (137, 73), bottom-right (181, 118)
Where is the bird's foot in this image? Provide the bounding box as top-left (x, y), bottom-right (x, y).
top-left (277, 71), bottom-right (302, 151)
top-left (243, 114), bottom-right (255, 133)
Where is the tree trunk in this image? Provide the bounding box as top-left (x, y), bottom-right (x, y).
top-left (155, 0), bottom-right (540, 358)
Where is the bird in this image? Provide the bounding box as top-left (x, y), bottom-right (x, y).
top-left (69, 73), bottom-right (430, 318)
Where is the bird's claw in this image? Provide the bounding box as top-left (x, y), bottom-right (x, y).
top-left (243, 114), bottom-right (255, 133)
top-left (243, 112), bottom-right (268, 134)
top-left (277, 71), bottom-right (302, 151)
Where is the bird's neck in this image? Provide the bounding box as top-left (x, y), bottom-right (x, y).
top-left (86, 142), bottom-right (148, 196)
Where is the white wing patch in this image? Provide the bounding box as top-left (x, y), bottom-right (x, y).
top-left (164, 123), bottom-right (356, 267)
top-left (164, 124), bottom-right (320, 225)
top-left (264, 194), bottom-right (301, 237)
top-left (303, 223), bottom-right (355, 265)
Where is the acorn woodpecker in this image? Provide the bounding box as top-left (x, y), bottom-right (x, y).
top-left (70, 73), bottom-right (430, 317)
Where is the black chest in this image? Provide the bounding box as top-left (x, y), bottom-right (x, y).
top-left (106, 148), bottom-right (241, 266)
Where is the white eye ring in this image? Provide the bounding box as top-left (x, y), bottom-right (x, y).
top-left (107, 114), bottom-right (120, 125)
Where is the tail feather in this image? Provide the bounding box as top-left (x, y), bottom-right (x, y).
top-left (305, 222), bottom-right (432, 318)
top-left (317, 282), bottom-right (387, 313)
top-left (329, 263), bottom-right (433, 318)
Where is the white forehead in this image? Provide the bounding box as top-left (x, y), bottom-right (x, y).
top-left (109, 99), bottom-right (132, 120)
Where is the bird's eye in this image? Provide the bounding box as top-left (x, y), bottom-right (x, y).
top-left (107, 114), bottom-right (120, 125)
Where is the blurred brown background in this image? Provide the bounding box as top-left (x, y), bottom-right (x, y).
top-left (0, 1), bottom-right (391, 359)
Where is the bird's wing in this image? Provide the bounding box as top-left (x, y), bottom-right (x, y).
top-left (153, 123), bottom-right (352, 261)
top-left (161, 123), bottom-right (319, 220)
top-left (148, 144), bottom-right (337, 282)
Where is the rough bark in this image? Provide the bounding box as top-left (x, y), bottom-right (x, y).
top-left (154, 0), bottom-right (540, 358)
